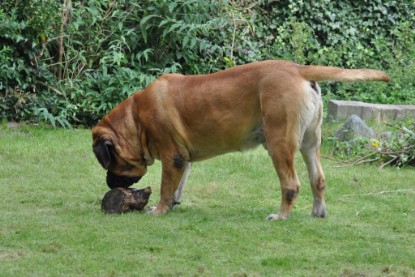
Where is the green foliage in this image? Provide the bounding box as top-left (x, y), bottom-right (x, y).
top-left (331, 123), bottom-right (415, 167)
top-left (377, 126), bottom-right (415, 167)
top-left (252, 1), bottom-right (415, 104)
top-left (1, 0), bottom-right (414, 127)
top-left (0, 0), bottom-right (60, 121)
top-left (52, 0), bottom-right (229, 125)
top-left (332, 137), bottom-right (373, 160)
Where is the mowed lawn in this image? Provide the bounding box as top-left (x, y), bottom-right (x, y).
top-left (0, 124), bottom-right (414, 276)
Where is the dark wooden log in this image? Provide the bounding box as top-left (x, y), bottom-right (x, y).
top-left (101, 187), bottom-right (152, 214)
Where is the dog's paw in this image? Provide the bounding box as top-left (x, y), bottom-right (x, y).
top-left (311, 209), bottom-right (327, 218)
top-left (147, 205), bottom-right (169, 215)
top-left (266, 213), bottom-right (287, 221)
top-left (311, 200), bottom-right (327, 218)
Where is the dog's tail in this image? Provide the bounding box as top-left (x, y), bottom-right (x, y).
top-left (298, 65), bottom-right (391, 83)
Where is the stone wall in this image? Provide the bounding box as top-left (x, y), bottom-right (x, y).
top-left (326, 100), bottom-right (415, 123)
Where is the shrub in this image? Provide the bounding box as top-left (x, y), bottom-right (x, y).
top-left (51, 0), bottom-right (230, 125)
top-left (1, 0), bottom-right (414, 127)
top-left (0, 1), bottom-right (60, 121)
top-left (332, 123), bottom-right (415, 167)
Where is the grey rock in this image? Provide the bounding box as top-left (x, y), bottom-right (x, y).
top-left (335, 115), bottom-right (375, 141)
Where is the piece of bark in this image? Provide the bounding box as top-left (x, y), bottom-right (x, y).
top-left (101, 187), bottom-right (152, 214)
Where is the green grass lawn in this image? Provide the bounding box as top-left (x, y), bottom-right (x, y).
top-left (1, 124), bottom-right (414, 276)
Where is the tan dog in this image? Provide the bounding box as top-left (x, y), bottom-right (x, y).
top-left (92, 60), bottom-right (390, 220)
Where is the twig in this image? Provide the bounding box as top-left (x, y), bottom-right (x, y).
top-left (321, 155), bottom-right (345, 163)
top-left (385, 123), bottom-right (415, 136)
top-left (58, 0), bottom-right (72, 80)
top-left (350, 151), bottom-right (380, 165)
top-left (379, 157), bottom-right (398, 169)
top-left (354, 157), bottom-right (380, 165)
top-left (342, 189), bottom-right (415, 197)
top-left (320, 155), bottom-right (348, 164)
top-left (230, 9), bottom-right (237, 63)
top-left (330, 151), bottom-right (380, 167)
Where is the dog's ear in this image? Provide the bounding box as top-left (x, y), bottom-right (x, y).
top-left (93, 140), bottom-right (113, 169)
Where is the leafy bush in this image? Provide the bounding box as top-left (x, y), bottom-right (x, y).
top-left (0, 1), bottom-right (60, 121)
top-left (1, 0), bottom-right (414, 127)
top-left (252, 1), bottom-right (415, 104)
top-left (375, 126), bottom-right (415, 167)
top-left (332, 137), bottom-right (374, 160)
top-left (332, 123), bottom-right (415, 167)
top-left (52, 0), bottom-right (230, 125)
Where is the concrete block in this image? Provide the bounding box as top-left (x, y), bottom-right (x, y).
top-left (326, 100), bottom-right (415, 123)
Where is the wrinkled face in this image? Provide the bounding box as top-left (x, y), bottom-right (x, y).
top-left (92, 139), bottom-right (147, 189)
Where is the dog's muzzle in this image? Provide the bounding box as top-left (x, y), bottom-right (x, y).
top-left (106, 171), bottom-right (142, 189)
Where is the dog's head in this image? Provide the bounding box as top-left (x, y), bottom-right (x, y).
top-left (92, 96), bottom-right (150, 189)
top-left (92, 136), bottom-right (146, 189)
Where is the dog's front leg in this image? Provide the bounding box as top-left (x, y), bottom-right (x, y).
top-left (173, 162), bottom-right (192, 206)
top-left (148, 156), bottom-right (188, 215)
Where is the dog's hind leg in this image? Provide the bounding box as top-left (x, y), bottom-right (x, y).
top-left (260, 80), bottom-right (305, 220)
top-left (299, 83), bottom-right (327, 218)
top-left (172, 162), bottom-right (192, 207)
top-left (300, 127), bottom-right (327, 218)
top-left (265, 140), bottom-right (301, 220)
top-left (262, 122), bottom-right (302, 221)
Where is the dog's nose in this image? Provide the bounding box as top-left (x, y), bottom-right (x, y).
top-left (106, 171), bottom-right (142, 189)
